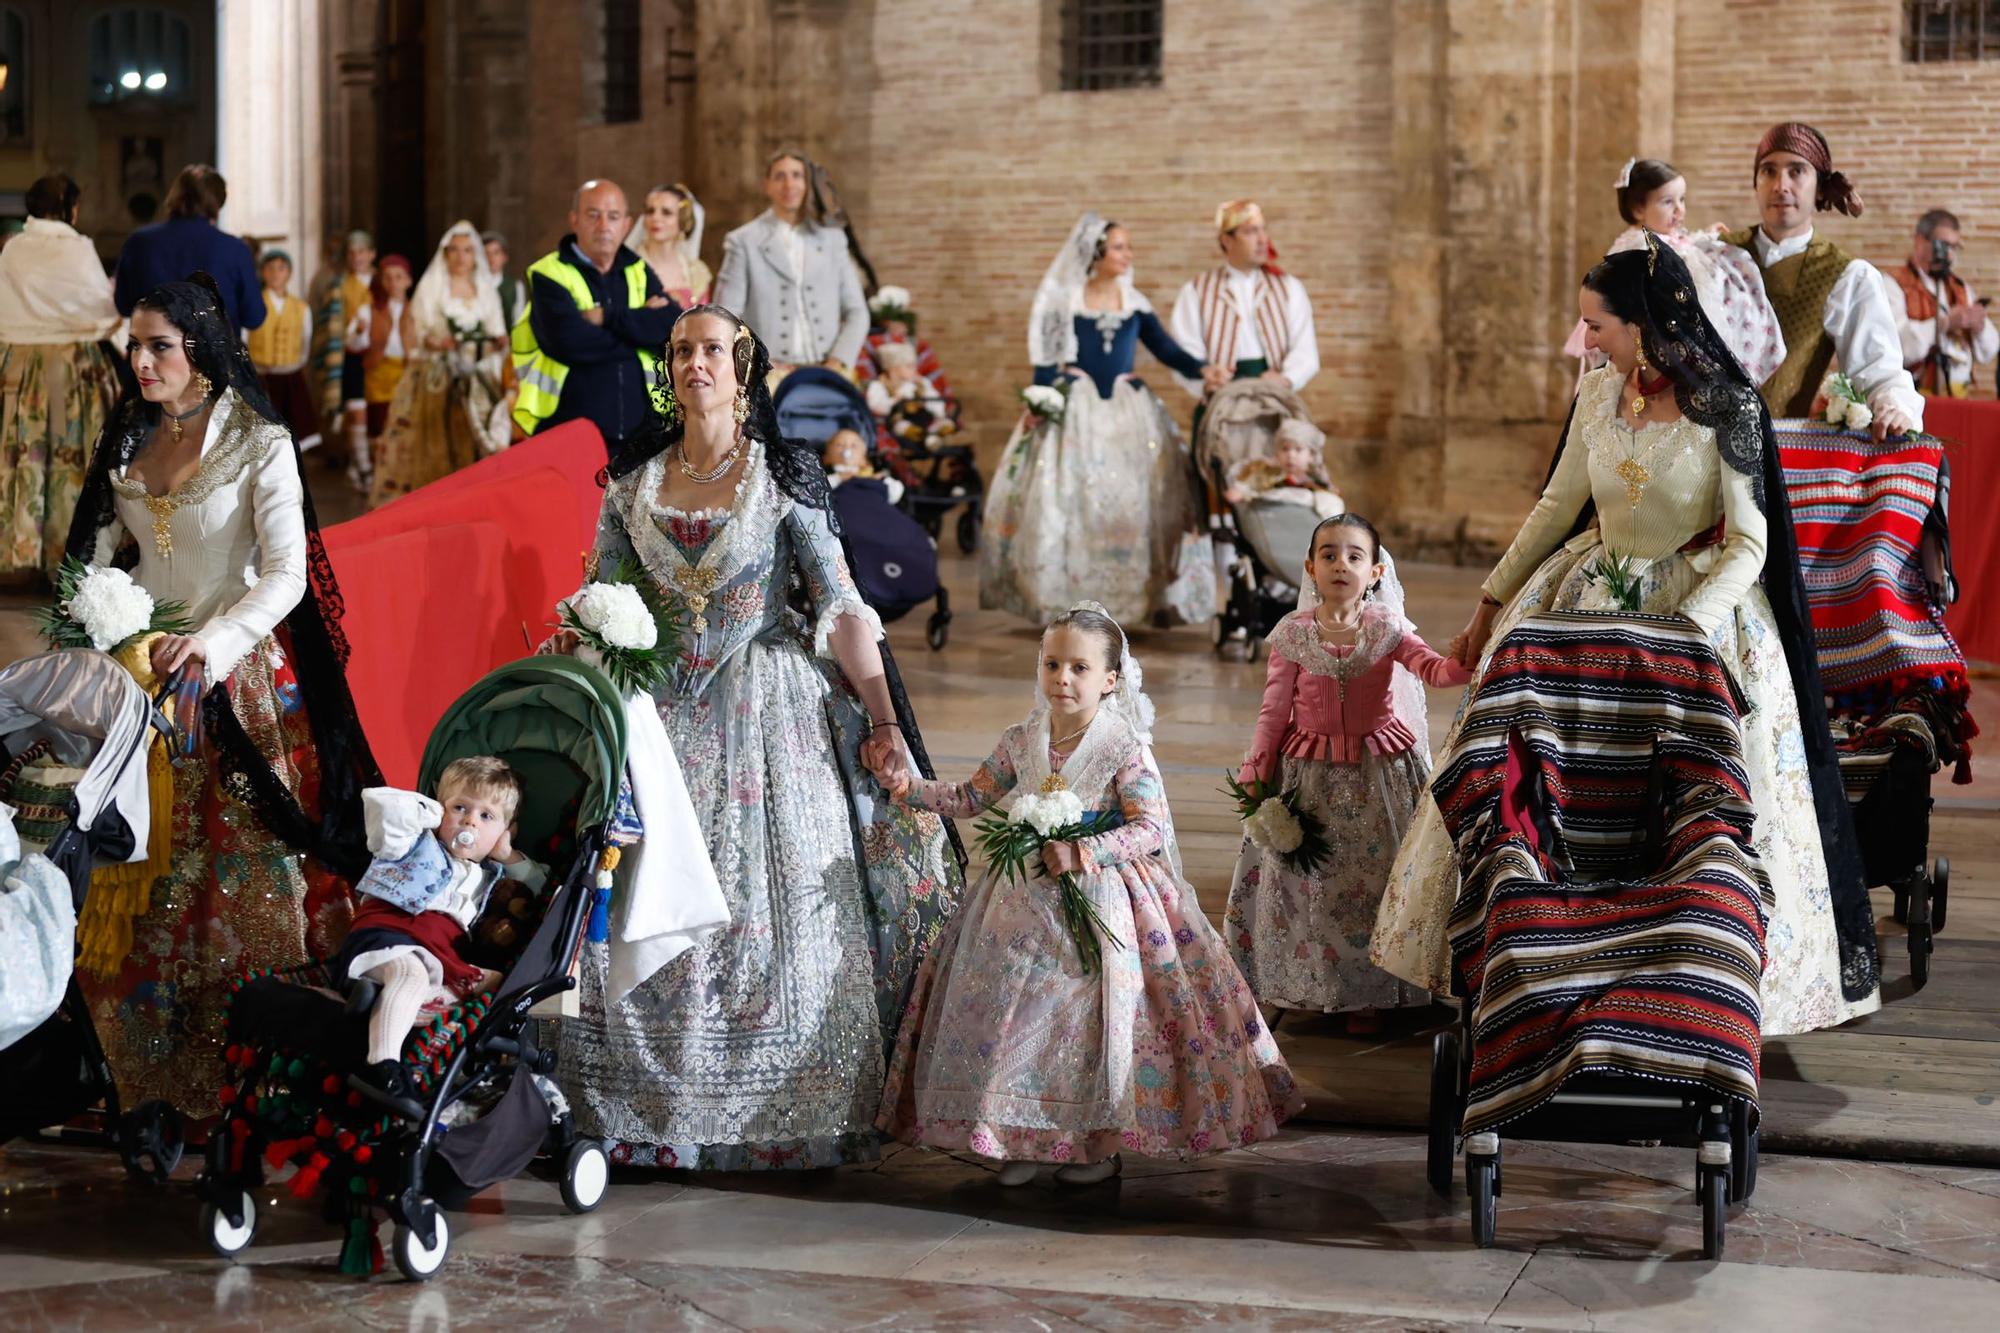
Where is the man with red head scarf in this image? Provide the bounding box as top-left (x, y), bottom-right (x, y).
top-left (1169, 199), bottom-right (1319, 400)
top-left (1720, 122), bottom-right (1921, 438)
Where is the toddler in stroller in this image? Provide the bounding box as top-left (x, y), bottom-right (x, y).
top-left (1193, 379), bottom-right (1341, 657)
top-left (197, 656), bottom-right (634, 1280)
top-left (1427, 612), bottom-right (1771, 1259)
top-left (334, 760), bottom-right (548, 1117)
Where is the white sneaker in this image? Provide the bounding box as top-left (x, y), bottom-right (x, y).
top-left (996, 1161), bottom-right (1040, 1187)
top-left (1053, 1154), bottom-right (1121, 1186)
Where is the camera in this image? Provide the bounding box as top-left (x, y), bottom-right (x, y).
top-left (1930, 236), bottom-right (1955, 275)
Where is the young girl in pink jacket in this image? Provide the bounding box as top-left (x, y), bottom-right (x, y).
top-left (1224, 514), bottom-right (1471, 1032)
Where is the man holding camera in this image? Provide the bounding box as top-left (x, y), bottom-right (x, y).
top-left (1890, 209), bottom-right (1997, 397)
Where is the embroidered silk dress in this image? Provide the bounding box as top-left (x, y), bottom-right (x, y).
top-left (980, 295), bottom-right (1214, 627)
top-left (1226, 605), bottom-right (1469, 1013)
top-left (878, 708), bottom-right (1300, 1164)
top-left (78, 390), bottom-right (353, 1115)
top-left (556, 438), bottom-right (959, 1170)
top-left (1377, 366), bottom-right (1878, 1035)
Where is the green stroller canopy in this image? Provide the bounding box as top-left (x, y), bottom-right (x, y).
top-left (416, 657), bottom-right (628, 860)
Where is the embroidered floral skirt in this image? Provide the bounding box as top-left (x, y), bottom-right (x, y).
top-left (368, 358), bottom-right (486, 506)
top-left (1375, 535), bottom-right (1878, 1035)
top-left (978, 379), bottom-right (1213, 627)
top-left (79, 633), bottom-right (349, 1117)
top-left (878, 850), bottom-right (1300, 1164)
top-left (0, 341), bottom-right (118, 579)
top-left (1226, 751), bottom-right (1432, 1014)
top-left (558, 630), bottom-right (957, 1170)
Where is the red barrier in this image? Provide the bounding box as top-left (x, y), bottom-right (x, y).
top-left (1923, 398), bottom-right (2000, 668)
top-left (322, 423), bottom-right (609, 783)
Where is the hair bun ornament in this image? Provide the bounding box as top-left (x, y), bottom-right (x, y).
top-left (1614, 157), bottom-right (1637, 189)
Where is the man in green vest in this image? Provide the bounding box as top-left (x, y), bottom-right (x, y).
top-left (1719, 123), bottom-right (1921, 440)
top-left (511, 178), bottom-right (681, 451)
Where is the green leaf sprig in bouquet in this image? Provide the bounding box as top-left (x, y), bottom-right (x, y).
top-left (973, 774), bottom-right (1125, 974)
top-left (555, 558), bottom-right (683, 698)
top-left (37, 556), bottom-right (193, 658)
top-left (1221, 770), bottom-right (1331, 876)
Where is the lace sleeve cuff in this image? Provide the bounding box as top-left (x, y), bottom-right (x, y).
top-left (812, 597), bottom-right (883, 659)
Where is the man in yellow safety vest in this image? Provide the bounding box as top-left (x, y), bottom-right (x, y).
top-left (510, 178), bottom-right (680, 450)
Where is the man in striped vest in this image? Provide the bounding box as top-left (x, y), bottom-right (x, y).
top-left (1168, 199), bottom-right (1320, 401)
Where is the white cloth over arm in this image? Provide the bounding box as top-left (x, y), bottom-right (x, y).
top-left (0, 805), bottom-right (75, 1052)
top-left (606, 694), bottom-right (727, 1003)
top-left (1829, 259), bottom-right (1926, 429)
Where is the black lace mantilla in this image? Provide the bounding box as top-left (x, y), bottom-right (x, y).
top-left (66, 274), bottom-right (381, 881)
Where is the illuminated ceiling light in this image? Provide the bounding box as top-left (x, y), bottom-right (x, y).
top-left (119, 70), bottom-right (141, 89)
top-left (143, 71), bottom-right (166, 90)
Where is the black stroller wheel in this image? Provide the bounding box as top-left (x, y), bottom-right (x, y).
top-left (120, 1100), bottom-right (185, 1183)
top-left (560, 1139), bottom-right (610, 1214)
top-left (1728, 1101), bottom-right (1759, 1204)
top-left (956, 508), bottom-right (980, 555)
top-left (926, 609), bottom-right (951, 652)
top-left (1466, 1153), bottom-right (1498, 1248)
top-left (392, 1203), bottom-right (451, 1281)
top-left (1426, 1030), bottom-right (1459, 1200)
top-left (1699, 1165), bottom-right (1727, 1260)
top-left (1933, 857), bottom-right (1950, 933)
top-left (201, 1190), bottom-right (258, 1258)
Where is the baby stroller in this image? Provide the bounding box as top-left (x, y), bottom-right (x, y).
top-left (1191, 379), bottom-right (1323, 657)
top-left (195, 657), bottom-right (627, 1280)
top-left (0, 649), bottom-right (184, 1181)
top-left (1427, 613), bottom-right (1769, 1259)
top-left (1776, 423), bottom-right (1972, 989)
top-left (774, 367), bottom-right (953, 650)
top-left (879, 394), bottom-right (984, 556)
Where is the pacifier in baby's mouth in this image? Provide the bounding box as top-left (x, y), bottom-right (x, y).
top-left (452, 828), bottom-right (478, 850)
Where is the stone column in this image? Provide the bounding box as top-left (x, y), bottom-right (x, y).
top-left (215, 0), bottom-right (321, 286)
top-left (1386, 0), bottom-right (1677, 559)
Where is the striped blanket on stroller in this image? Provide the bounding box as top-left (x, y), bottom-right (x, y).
top-left (1776, 422), bottom-right (1975, 783)
top-left (1438, 614), bottom-right (1771, 1135)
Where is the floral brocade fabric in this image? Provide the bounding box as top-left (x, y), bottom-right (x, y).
top-left (878, 716), bottom-right (1300, 1164)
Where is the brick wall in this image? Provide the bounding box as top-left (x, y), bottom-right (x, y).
top-left (845, 0), bottom-right (1399, 512)
top-left (1669, 0), bottom-right (2000, 340)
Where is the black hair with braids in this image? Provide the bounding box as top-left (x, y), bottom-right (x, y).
top-left (65, 272), bottom-right (381, 880)
top-left (1566, 236), bottom-right (1877, 999)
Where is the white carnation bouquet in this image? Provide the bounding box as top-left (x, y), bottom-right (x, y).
top-left (556, 559), bottom-right (680, 696)
top-left (1018, 382), bottom-right (1069, 424)
top-left (974, 775), bottom-right (1123, 974)
top-left (36, 557), bottom-right (192, 657)
top-left (1222, 771), bottom-right (1331, 875)
top-left (1818, 371), bottom-right (1872, 431)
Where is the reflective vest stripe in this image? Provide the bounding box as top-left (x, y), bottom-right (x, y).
top-left (509, 252), bottom-right (661, 435)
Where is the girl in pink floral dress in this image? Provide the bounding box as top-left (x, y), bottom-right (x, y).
top-left (878, 605), bottom-right (1300, 1185)
top-left (1225, 514), bottom-right (1470, 1032)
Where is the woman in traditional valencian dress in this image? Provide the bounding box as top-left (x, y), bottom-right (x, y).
top-left (369, 222), bottom-right (510, 504)
top-left (0, 174), bottom-right (123, 580)
top-left (1377, 238), bottom-right (1880, 1035)
top-left (630, 184), bottom-right (713, 309)
top-left (66, 275), bottom-right (378, 1116)
top-left (980, 214), bottom-right (1220, 626)
top-left (552, 305), bottom-right (960, 1170)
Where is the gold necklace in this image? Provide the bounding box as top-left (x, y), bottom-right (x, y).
top-left (677, 434), bottom-right (744, 483)
top-left (1049, 717), bottom-right (1092, 750)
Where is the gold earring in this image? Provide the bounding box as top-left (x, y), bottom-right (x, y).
top-left (192, 368), bottom-right (214, 401)
top-left (732, 384), bottom-right (751, 426)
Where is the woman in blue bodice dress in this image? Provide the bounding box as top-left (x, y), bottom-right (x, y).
top-left (980, 214), bottom-right (1222, 626)
top-left (553, 305), bottom-right (961, 1170)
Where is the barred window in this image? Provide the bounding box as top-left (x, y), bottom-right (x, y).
top-left (1060, 0), bottom-right (1163, 92)
top-left (1903, 0), bottom-right (2000, 61)
top-left (602, 0), bottom-right (642, 123)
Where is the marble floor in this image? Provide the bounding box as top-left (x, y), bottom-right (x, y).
top-left (3, 1126), bottom-right (1999, 1330)
top-left (5, 465), bottom-right (1998, 1327)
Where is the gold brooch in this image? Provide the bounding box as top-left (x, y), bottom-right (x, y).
top-left (1039, 774), bottom-right (1070, 793)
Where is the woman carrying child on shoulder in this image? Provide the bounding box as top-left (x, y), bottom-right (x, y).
top-left (878, 604), bottom-right (1300, 1185)
top-left (1224, 514), bottom-right (1470, 1032)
